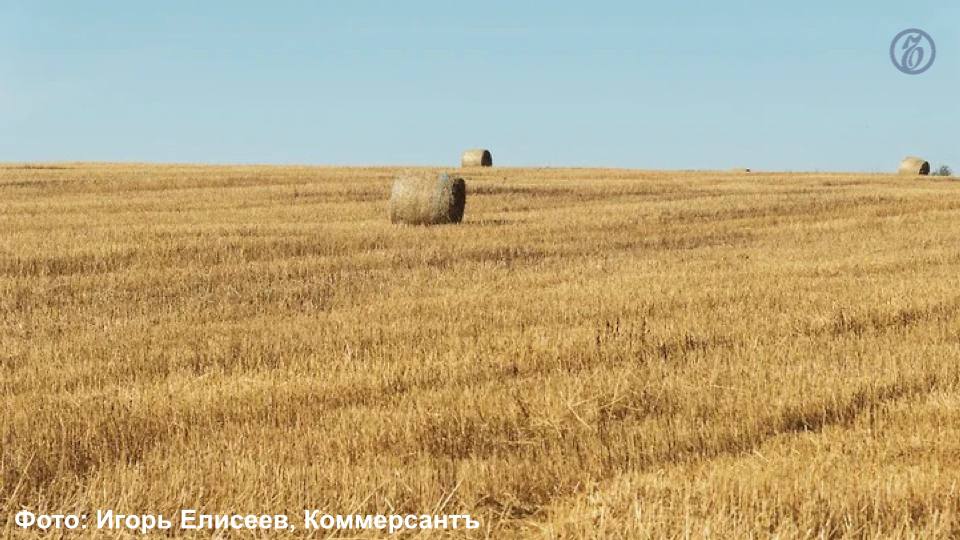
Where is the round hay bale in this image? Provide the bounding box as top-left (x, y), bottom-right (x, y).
top-left (461, 149), bottom-right (492, 167)
top-left (729, 168), bottom-right (751, 173)
top-left (898, 156), bottom-right (930, 176)
top-left (388, 172), bottom-right (466, 225)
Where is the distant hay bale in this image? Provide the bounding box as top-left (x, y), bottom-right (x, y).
top-left (898, 156), bottom-right (930, 176)
top-left (729, 168), bottom-right (751, 173)
top-left (461, 149), bottom-right (492, 167)
top-left (388, 172), bottom-right (466, 225)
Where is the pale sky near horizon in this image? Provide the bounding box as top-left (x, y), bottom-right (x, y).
top-left (1, 1), bottom-right (957, 171)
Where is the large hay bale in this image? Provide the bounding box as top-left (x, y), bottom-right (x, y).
top-left (388, 172), bottom-right (466, 225)
top-left (898, 156), bottom-right (930, 176)
top-left (461, 149), bottom-right (492, 167)
top-left (729, 168), bottom-right (751, 173)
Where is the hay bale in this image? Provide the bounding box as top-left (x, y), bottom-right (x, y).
top-left (388, 172), bottom-right (466, 225)
top-left (461, 149), bottom-right (492, 167)
top-left (729, 168), bottom-right (751, 173)
top-left (898, 156), bottom-right (930, 176)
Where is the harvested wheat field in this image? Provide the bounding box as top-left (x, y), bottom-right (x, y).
top-left (2, 163), bottom-right (960, 538)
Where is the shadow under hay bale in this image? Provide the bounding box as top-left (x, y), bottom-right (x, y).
top-left (898, 156), bottom-right (930, 176)
top-left (389, 173), bottom-right (466, 225)
top-left (461, 149), bottom-right (493, 167)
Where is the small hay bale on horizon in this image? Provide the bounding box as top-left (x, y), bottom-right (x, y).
top-left (388, 172), bottom-right (466, 225)
top-left (898, 156), bottom-right (930, 176)
top-left (461, 149), bottom-right (493, 168)
top-left (729, 167), bottom-right (751, 173)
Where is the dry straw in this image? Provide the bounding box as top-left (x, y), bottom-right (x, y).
top-left (461, 149), bottom-right (493, 167)
top-left (388, 172), bottom-right (466, 225)
top-left (898, 156), bottom-right (930, 176)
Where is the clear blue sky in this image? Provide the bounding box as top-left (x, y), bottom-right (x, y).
top-left (1, 1), bottom-right (957, 171)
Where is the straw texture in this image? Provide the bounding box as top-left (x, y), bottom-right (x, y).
top-left (461, 149), bottom-right (493, 167)
top-left (389, 173), bottom-right (466, 225)
top-left (898, 157), bottom-right (930, 176)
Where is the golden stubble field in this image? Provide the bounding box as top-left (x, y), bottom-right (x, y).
top-left (1, 163), bottom-right (960, 538)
